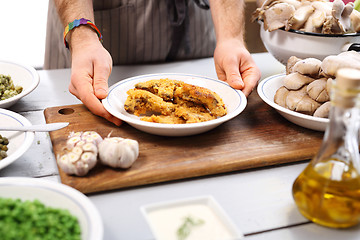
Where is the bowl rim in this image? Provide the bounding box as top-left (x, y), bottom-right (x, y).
top-left (258, 20), bottom-right (360, 38)
top-left (0, 60), bottom-right (40, 107)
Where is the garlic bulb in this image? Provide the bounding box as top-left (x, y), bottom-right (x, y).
top-left (57, 142), bottom-right (98, 176)
top-left (57, 131), bottom-right (103, 176)
top-left (98, 137), bottom-right (139, 168)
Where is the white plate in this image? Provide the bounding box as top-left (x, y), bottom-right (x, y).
top-left (141, 195), bottom-right (243, 240)
top-left (0, 177), bottom-right (103, 240)
top-left (0, 109), bottom-right (35, 169)
top-left (0, 60), bottom-right (40, 108)
top-left (257, 73), bottom-right (329, 131)
top-left (103, 73), bottom-right (247, 136)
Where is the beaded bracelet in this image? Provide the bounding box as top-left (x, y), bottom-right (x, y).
top-left (63, 18), bottom-right (103, 49)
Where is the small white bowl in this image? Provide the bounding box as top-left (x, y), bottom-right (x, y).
top-left (0, 60), bottom-right (40, 108)
top-left (0, 177), bottom-right (103, 240)
top-left (259, 22), bottom-right (360, 64)
top-left (141, 195), bottom-right (243, 240)
top-left (0, 108), bottom-right (34, 169)
top-left (102, 73), bottom-right (247, 137)
top-left (257, 73), bottom-right (329, 131)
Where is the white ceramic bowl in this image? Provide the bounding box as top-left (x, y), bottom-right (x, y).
top-left (259, 22), bottom-right (360, 65)
top-left (0, 177), bottom-right (103, 240)
top-left (0, 60), bottom-right (39, 108)
top-left (0, 109), bottom-right (35, 169)
top-left (257, 73), bottom-right (329, 131)
top-left (102, 73), bottom-right (247, 137)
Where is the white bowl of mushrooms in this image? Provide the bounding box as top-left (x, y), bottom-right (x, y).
top-left (254, 0), bottom-right (360, 64)
top-left (258, 50), bottom-right (360, 131)
top-left (258, 73), bottom-right (329, 131)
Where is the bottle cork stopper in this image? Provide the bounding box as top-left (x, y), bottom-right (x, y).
top-left (336, 68), bottom-right (360, 90)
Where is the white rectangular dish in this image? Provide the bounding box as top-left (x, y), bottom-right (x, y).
top-left (141, 195), bottom-right (243, 240)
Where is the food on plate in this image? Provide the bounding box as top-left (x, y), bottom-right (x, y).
top-left (98, 135), bottom-right (139, 168)
top-left (0, 134), bottom-right (9, 160)
top-left (252, 0), bottom-right (360, 34)
top-left (274, 51), bottom-right (360, 118)
top-left (0, 74), bottom-right (23, 101)
top-left (0, 197), bottom-right (81, 240)
top-left (57, 131), bottom-right (139, 176)
top-left (124, 79), bottom-right (227, 124)
top-left (124, 89), bottom-right (175, 116)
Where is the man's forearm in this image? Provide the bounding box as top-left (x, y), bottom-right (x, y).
top-left (54, 0), bottom-right (94, 26)
top-left (209, 0), bottom-right (245, 43)
top-left (54, 0), bottom-right (99, 49)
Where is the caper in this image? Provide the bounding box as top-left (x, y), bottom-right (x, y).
top-left (0, 74), bottom-right (22, 100)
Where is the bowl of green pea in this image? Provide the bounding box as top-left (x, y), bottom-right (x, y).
top-left (0, 177), bottom-right (103, 240)
top-left (0, 60), bottom-right (39, 108)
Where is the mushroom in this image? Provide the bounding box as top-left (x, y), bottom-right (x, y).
top-left (292, 58), bottom-right (322, 77)
top-left (286, 86), bottom-right (321, 115)
top-left (287, 4), bottom-right (315, 30)
top-left (274, 86), bottom-right (290, 108)
top-left (306, 78), bottom-right (330, 102)
top-left (313, 101), bottom-right (331, 118)
top-left (263, 2), bottom-right (296, 31)
top-left (321, 51), bottom-right (360, 77)
top-left (303, 1), bottom-right (332, 33)
top-left (283, 72), bottom-right (315, 90)
top-left (322, 0), bottom-right (354, 34)
top-left (286, 56), bottom-right (302, 74)
top-left (350, 9), bottom-right (360, 32)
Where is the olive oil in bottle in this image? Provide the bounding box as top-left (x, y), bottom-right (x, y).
top-left (292, 68), bottom-right (360, 228)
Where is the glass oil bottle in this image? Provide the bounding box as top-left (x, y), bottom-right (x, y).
top-left (292, 68), bottom-right (360, 228)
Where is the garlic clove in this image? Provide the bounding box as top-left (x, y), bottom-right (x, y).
top-left (68, 152), bottom-right (81, 163)
top-left (66, 136), bottom-right (82, 149)
top-left (72, 146), bottom-right (83, 156)
top-left (82, 142), bottom-right (98, 154)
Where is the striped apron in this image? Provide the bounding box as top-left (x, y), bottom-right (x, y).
top-left (44, 0), bottom-right (216, 69)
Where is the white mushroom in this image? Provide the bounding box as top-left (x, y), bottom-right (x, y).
top-left (292, 58), bottom-right (322, 77)
top-left (321, 51), bottom-right (360, 77)
top-left (263, 2), bottom-right (296, 31)
top-left (287, 4), bottom-right (315, 30)
top-left (306, 78), bottom-right (330, 102)
top-left (283, 72), bottom-right (315, 90)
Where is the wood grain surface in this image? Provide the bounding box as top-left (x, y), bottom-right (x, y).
top-left (44, 92), bottom-right (323, 194)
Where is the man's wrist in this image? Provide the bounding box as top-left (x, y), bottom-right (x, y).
top-left (66, 25), bottom-right (101, 49)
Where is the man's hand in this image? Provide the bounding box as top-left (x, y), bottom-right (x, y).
top-left (214, 38), bottom-right (261, 96)
top-left (69, 30), bottom-right (122, 126)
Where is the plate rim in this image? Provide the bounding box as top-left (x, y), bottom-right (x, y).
top-left (103, 73), bottom-right (247, 130)
top-left (0, 177), bottom-right (103, 240)
top-left (257, 73), bottom-right (329, 123)
top-left (0, 108), bottom-right (35, 169)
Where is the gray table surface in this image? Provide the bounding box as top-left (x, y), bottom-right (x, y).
top-left (2, 53), bottom-right (360, 239)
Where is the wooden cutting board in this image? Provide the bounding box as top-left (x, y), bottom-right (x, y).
top-left (44, 92), bottom-right (323, 194)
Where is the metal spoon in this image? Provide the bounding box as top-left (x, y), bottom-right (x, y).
top-left (0, 122), bottom-right (69, 132)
